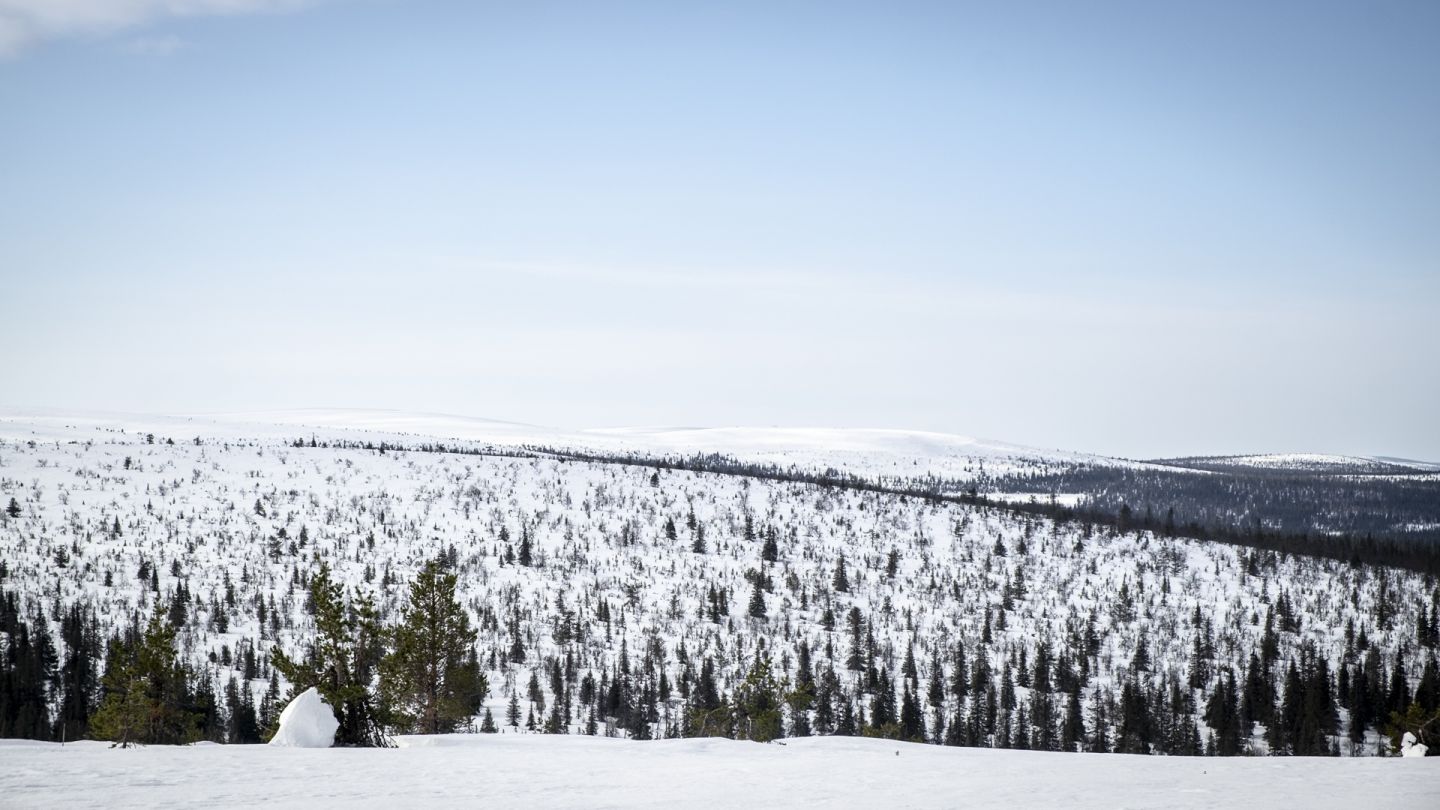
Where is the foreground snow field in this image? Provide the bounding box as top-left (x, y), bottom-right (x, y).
top-left (0, 735), bottom-right (1434, 809)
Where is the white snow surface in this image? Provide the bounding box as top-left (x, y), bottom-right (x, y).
top-left (0, 407), bottom-right (1145, 484)
top-left (0, 734), bottom-right (1434, 809)
top-left (4, 409), bottom-right (1425, 482)
top-left (1180, 453), bottom-right (1437, 473)
top-left (983, 491), bottom-right (1088, 508)
top-left (268, 687), bottom-right (338, 748)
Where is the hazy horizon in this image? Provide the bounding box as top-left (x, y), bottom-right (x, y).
top-left (3, 1), bottom-right (1436, 460)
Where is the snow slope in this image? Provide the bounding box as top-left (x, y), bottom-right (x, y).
top-left (1, 407), bottom-right (1433, 769)
top-left (0, 734), bottom-right (1433, 810)
top-left (1, 415), bottom-right (1432, 759)
top-left (0, 407), bottom-right (1145, 485)
top-left (1157, 453), bottom-right (1437, 475)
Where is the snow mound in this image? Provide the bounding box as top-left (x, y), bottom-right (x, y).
top-left (1400, 732), bottom-right (1428, 758)
top-left (268, 688), bottom-right (338, 748)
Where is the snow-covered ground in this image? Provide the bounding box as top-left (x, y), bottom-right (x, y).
top-left (982, 492), bottom-right (1088, 508)
top-left (1, 406), bottom-right (1433, 774)
top-left (1160, 453), bottom-right (1438, 475)
top-left (0, 407), bottom-right (1144, 484)
top-left (1, 734), bottom-right (1434, 809)
top-left (1, 406), bottom-right (1434, 758)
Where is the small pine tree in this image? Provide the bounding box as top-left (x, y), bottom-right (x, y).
top-left (518, 528), bottom-right (534, 567)
top-left (747, 581), bottom-right (767, 619)
top-left (507, 692), bottom-right (521, 728)
top-left (733, 655), bottom-right (785, 743)
top-left (380, 559), bottom-right (484, 735)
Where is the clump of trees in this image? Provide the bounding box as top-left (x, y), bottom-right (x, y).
top-left (270, 559), bottom-right (487, 745)
top-left (270, 564), bottom-right (389, 747)
top-left (90, 610), bottom-right (200, 747)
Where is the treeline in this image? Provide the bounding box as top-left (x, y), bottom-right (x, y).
top-left (0, 589), bottom-right (275, 745)
top-left (975, 495), bottom-right (1440, 576)
top-left (976, 463), bottom-right (1440, 552)
top-left (288, 435), bottom-right (537, 461)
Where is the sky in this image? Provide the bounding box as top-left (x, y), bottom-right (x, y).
top-left (1, 0), bottom-right (1436, 459)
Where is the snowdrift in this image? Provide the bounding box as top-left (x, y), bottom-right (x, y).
top-left (268, 688), bottom-right (338, 748)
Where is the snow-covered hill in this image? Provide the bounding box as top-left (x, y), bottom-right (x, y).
top-left (0, 408), bottom-right (1145, 484)
top-left (1155, 453), bottom-right (1440, 475)
top-left (0, 409), bottom-right (1435, 760)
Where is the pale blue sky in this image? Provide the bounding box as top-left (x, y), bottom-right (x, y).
top-left (2, 1), bottom-right (1436, 458)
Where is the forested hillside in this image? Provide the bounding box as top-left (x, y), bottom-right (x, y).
top-left (2, 427), bottom-right (1437, 755)
top-left (963, 461), bottom-right (1440, 573)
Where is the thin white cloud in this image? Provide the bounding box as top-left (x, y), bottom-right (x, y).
top-left (121, 33), bottom-right (187, 56)
top-left (0, 0), bottom-right (317, 56)
top-left (456, 258), bottom-right (837, 294)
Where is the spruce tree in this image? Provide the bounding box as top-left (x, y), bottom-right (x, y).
top-left (1204, 671), bottom-right (1242, 755)
top-left (761, 530), bottom-right (779, 564)
top-left (898, 682), bottom-right (924, 742)
top-left (507, 691), bottom-right (521, 728)
top-left (1062, 687), bottom-right (1086, 752)
top-left (224, 676), bottom-right (261, 743)
top-left (732, 655), bottom-right (785, 742)
top-left (0, 596), bottom-right (57, 740)
top-left (57, 603), bottom-right (100, 743)
top-left (380, 559), bottom-right (484, 734)
top-left (518, 528), bottom-right (534, 567)
top-left (90, 609), bottom-right (198, 747)
top-left (747, 581), bottom-right (767, 619)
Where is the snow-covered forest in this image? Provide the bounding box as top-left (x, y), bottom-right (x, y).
top-left (2, 413), bottom-right (1437, 758)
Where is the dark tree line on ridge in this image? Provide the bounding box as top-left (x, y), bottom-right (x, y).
top-left (282, 437), bottom-right (1440, 575)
